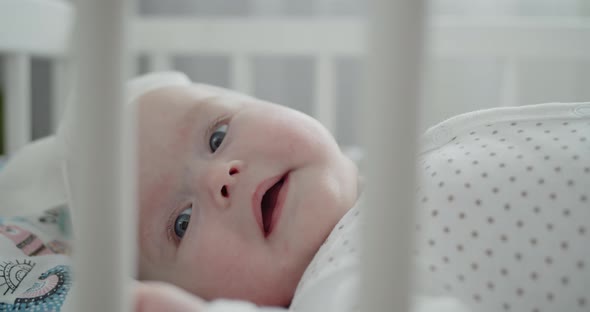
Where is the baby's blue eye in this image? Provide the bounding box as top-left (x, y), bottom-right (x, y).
top-left (209, 124), bottom-right (228, 152)
top-left (174, 207), bottom-right (192, 239)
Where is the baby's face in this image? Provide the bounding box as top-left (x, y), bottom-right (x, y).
top-left (137, 84), bottom-right (358, 306)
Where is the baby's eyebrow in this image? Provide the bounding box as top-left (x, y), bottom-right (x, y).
top-left (141, 184), bottom-right (185, 264)
top-left (179, 94), bottom-right (237, 145)
top-left (139, 215), bottom-right (167, 265)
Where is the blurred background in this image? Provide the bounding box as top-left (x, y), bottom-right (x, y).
top-left (1, 0), bottom-right (589, 156)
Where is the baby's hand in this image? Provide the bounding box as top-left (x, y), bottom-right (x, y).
top-left (135, 281), bottom-right (206, 312)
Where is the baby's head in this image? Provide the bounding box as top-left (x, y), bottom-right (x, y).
top-left (134, 72), bottom-right (358, 306)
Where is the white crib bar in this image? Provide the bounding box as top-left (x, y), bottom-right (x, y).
top-left (150, 53), bottom-right (173, 72)
top-left (362, 0), bottom-right (425, 311)
top-left (51, 59), bottom-right (68, 131)
top-left (72, 0), bottom-right (133, 311)
top-left (232, 54), bottom-right (252, 94)
top-left (3, 54), bottom-right (31, 156)
top-left (314, 55), bottom-right (336, 133)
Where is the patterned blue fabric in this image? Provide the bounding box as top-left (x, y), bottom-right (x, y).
top-left (0, 206), bottom-right (73, 311)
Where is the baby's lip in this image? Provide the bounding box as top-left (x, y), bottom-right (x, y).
top-left (252, 172), bottom-right (288, 237)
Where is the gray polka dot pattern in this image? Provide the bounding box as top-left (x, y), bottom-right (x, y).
top-left (416, 103), bottom-right (590, 312)
top-left (291, 204), bottom-right (361, 311)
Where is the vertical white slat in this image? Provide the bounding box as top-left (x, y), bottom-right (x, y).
top-left (3, 54), bottom-right (31, 156)
top-left (362, 1), bottom-right (426, 311)
top-left (129, 54), bottom-right (141, 77)
top-left (232, 54), bottom-right (252, 94)
top-left (500, 58), bottom-right (519, 107)
top-left (71, 0), bottom-right (134, 311)
top-left (150, 53), bottom-right (173, 71)
top-left (50, 59), bottom-right (68, 131)
top-left (314, 55), bottom-right (336, 133)
top-left (129, 0), bottom-right (141, 16)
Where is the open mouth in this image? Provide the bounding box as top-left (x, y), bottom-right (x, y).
top-left (253, 172), bottom-right (290, 237)
top-left (261, 175), bottom-right (286, 234)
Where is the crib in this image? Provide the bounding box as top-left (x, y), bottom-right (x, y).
top-left (1, 0), bottom-right (589, 311)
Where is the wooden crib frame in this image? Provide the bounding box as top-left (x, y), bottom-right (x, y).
top-left (1, 0), bottom-right (590, 311)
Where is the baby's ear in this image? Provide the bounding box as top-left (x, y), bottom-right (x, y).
top-left (134, 281), bottom-right (206, 312)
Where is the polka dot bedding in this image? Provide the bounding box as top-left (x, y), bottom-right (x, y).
top-left (290, 192), bottom-right (469, 312)
top-left (415, 102), bottom-right (590, 312)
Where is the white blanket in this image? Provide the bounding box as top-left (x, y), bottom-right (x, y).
top-left (414, 102), bottom-right (590, 312)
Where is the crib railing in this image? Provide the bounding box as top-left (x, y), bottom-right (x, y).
top-left (2, 16), bottom-right (590, 157)
top-left (130, 18), bottom-right (363, 134)
top-left (129, 16), bottom-right (590, 135)
top-left (0, 0), bottom-right (73, 156)
top-left (70, 1), bottom-right (134, 311)
top-left (362, 1), bottom-right (425, 309)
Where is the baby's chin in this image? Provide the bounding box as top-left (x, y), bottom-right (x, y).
top-left (240, 288), bottom-right (294, 308)
top-left (197, 268), bottom-right (302, 308)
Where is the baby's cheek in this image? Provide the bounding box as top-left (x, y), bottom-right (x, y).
top-left (174, 231), bottom-right (247, 293)
top-left (271, 120), bottom-right (331, 165)
top-left (175, 230), bottom-right (292, 305)
top-left (135, 282), bottom-right (206, 312)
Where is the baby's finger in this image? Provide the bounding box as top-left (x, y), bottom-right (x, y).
top-left (135, 281), bottom-right (206, 312)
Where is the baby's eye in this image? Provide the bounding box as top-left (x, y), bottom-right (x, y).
top-left (174, 207), bottom-right (192, 239)
top-left (209, 124), bottom-right (228, 153)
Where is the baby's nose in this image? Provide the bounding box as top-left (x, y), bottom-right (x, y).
top-left (220, 167), bottom-right (239, 198)
top-left (207, 161), bottom-right (242, 209)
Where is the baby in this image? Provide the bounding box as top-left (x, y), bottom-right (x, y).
top-left (134, 73), bottom-right (360, 308)
top-left (131, 73), bottom-right (470, 312)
